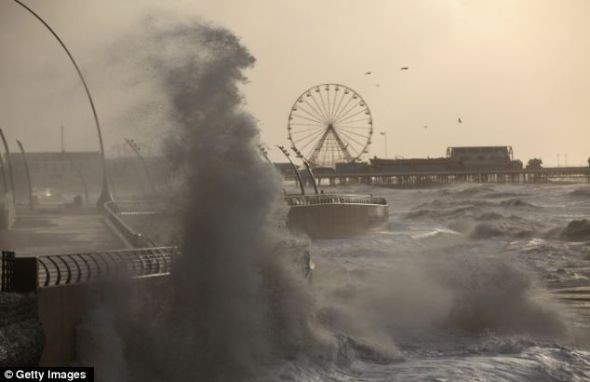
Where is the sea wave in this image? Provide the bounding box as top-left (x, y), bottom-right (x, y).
top-left (406, 198), bottom-right (539, 223)
top-left (568, 187), bottom-right (590, 198)
top-left (558, 219), bottom-right (590, 242)
top-left (499, 198), bottom-right (539, 208)
top-left (483, 191), bottom-right (530, 199)
top-left (469, 222), bottom-right (537, 239)
top-left (404, 206), bottom-right (482, 220)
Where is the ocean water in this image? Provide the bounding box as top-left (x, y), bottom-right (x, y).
top-left (263, 183), bottom-right (590, 382)
top-left (119, 182), bottom-right (590, 381)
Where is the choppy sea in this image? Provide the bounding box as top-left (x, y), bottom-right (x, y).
top-left (264, 183), bottom-right (590, 382)
top-left (123, 182), bottom-right (590, 381)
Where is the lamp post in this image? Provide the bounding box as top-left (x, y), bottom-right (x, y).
top-left (12, 0), bottom-right (112, 209)
top-left (64, 151), bottom-right (90, 205)
top-left (16, 140), bottom-right (33, 211)
top-left (124, 138), bottom-right (157, 197)
top-left (379, 131), bottom-right (388, 158)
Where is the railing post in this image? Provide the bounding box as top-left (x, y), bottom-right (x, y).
top-left (12, 257), bottom-right (38, 293)
top-left (1, 251), bottom-right (15, 292)
top-left (3, 248), bottom-right (179, 289)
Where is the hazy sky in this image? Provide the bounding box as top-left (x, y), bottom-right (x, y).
top-left (1, 0), bottom-right (589, 165)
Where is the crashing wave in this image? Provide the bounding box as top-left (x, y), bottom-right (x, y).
top-left (558, 219), bottom-right (590, 242)
top-left (405, 206), bottom-right (482, 220)
top-left (483, 191), bottom-right (530, 199)
top-left (335, 334), bottom-right (404, 366)
top-left (414, 199), bottom-right (496, 210)
top-left (452, 186), bottom-right (497, 197)
top-left (469, 222), bottom-right (536, 239)
top-left (499, 199), bottom-right (539, 208)
top-left (568, 187), bottom-right (590, 198)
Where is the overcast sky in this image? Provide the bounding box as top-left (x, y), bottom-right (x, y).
top-left (1, 0), bottom-right (589, 165)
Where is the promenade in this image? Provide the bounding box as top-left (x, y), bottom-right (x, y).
top-left (0, 208), bottom-right (124, 256)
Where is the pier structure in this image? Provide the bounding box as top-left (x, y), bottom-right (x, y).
top-left (284, 166), bottom-right (590, 188)
top-left (276, 145), bottom-right (590, 188)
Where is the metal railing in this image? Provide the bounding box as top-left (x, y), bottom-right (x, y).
top-left (36, 246), bottom-right (178, 287)
top-left (0, 199), bottom-right (176, 292)
top-left (103, 200), bottom-right (156, 247)
top-left (108, 199), bottom-right (165, 215)
top-left (1, 251), bottom-right (15, 292)
top-left (1, 247), bottom-right (179, 291)
top-left (285, 194), bottom-right (388, 207)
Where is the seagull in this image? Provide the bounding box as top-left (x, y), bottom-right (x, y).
top-left (458, 117), bottom-right (462, 124)
top-left (400, 66), bottom-right (409, 71)
top-left (365, 71), bottom-right (372, 75)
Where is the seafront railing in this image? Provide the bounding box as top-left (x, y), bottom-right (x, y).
top-left (106, 199), bottom-right (165, 216)
top-left (285, 194), bottom-right (387, 206)
top-left (103, 200), bottom-right (160, 248)
top-left (1, 251), bottom-right (15, 292)
top-left (0, 247), bottom-right (179, 292)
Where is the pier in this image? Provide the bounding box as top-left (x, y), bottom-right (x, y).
top-left (290, 166), bottom-right (590, 188)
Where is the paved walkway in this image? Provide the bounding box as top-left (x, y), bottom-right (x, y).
top-left (0, 208), bottom-right (124, 256)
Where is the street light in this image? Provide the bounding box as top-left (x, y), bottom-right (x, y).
top-left (16, 140), bottom-right (33, 211)
top-left (12, 0), bottom-right (112, 208)
top-left (379, 131), bottom-right (388, 158)
top-left (124, 138), bottom-right (157, 197)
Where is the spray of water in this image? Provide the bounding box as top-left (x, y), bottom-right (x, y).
top-left (159, 28), bottom-right (305, 377)
top-left (77, 18), bottom-right (323, 382)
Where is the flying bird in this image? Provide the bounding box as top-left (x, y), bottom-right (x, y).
top-left (400, 66), bottom-right (409, 71)
top-left (423, 125), bottom-right (428, 129)
top-left (365, 71), bottom-right (372, 75)
top-left (375, 84), bottom-right (381, 87)
top-left (458, 117), bottom-right (462, 124)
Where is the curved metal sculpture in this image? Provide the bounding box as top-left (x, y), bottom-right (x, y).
top-left (291, 146), bottom-right (318, 195)
top-left (0, 154), bottom-right (8, 195)
top-left (0, 129), bottom-right (17, 206)
top-left (277, 145), bottom-right (305, 195)
top-left (288, 84), bottom-right (373, 167)
top-left (12, 0), bottom-right (112, 207)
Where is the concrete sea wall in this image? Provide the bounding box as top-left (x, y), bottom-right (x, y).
top-left (0, 293), bottom-right (44, 366)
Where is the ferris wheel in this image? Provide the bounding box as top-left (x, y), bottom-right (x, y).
top-left (287, 84), bottom-right (373, 167)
